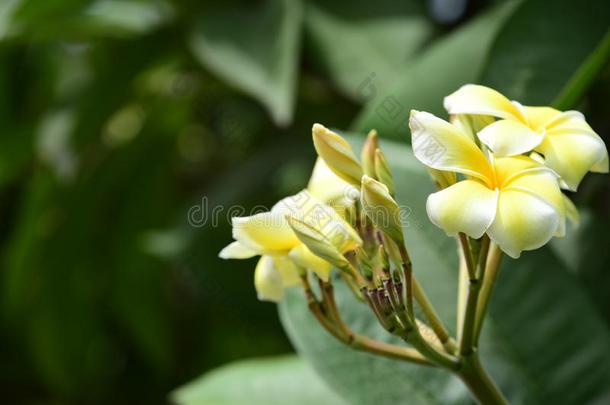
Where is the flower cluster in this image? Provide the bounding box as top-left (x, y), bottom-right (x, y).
top-left (412, 84), bottom-right (607, 258)
top-left (220, 84), bottom-right (608, 303)
top-left (218, 84), bottom-right (607, 404)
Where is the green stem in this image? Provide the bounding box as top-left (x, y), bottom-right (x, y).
top-left (458, 233), bottom-right (476, 281)
top-left (458, 354), bottom-right (508, 405)
top-left (459, 236), bottom-right (490, 355)
top-left (413, 279), bottom-right (458, 353)
top-left (473, 244), bottom-right (503, 345)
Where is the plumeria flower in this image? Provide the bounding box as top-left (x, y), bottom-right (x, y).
top-left (219, 162), bottom-right (360, 302)
top-left (409, 110), bottom-right (567, 259)
top-left (444, 84), bottom-right (609, 190)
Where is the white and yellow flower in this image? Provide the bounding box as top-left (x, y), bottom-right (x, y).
top-left (444, 84), bottom-right (609, 190)
top-left (409, 110), bottom-right (567, 258)
top-left (219, 161), bottom-right (360, 302)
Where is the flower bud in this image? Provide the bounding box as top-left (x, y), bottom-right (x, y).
top-left (361, 129), bottom-right (379, 178)
top-left (449, 114), bottom-right (494, 141)
top-left (360, 175), bottom-right (404, 244)
top-left (312, 123), bottom-right (363, 186)
top-left (374, 148), bottom-right (395, 197)
top-left (286, 216), bottom-right (351, 270)
top-left (427, 168), bottom-right (456, 189)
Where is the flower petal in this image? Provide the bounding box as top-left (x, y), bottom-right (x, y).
top-left (276, 190), bottom-right (362, 252)
top-left (487, 189), bottom-right (559, 258)
top-left (478, 119), bottom-right (544, 157)
top-left (289, 244), bottom-right (332, 281)
top-left (272, 255), bottom-right (301, 287)
top-left (426, 180), bottom-right (498, 238)
top-left (537, 128), bottom-right (609, 190)
top-left (219, 241), bottom-right (258, 259)
top-left (254, 256), bottom-right (285, 302)
top-left (522, 106), bottom-right (562, 131)
top-left (409, 110), bottom-right (493, 184)
top-left (232, 211), bottom-right (299, 253)
top-left (307, 158), bottom-right (355, 203)
top-left (444, 84), bottom-right (524, 121)
top-left (502, 166), bottom-right (565, 236)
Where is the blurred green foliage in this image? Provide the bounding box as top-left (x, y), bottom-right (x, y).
top-left (0, 0), bottom-right (608, 403)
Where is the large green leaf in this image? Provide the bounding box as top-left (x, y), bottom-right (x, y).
top-left (304, 0), bottom-right (433, 101)
top-left (279, 136), bottom-right (610, 404)
top-left (551, 209), bottom-right (610, 325)
top-left (190, 0), bottom-right (302, 126)
top-left (481, 0), bottom-right (610, 108)
top-left (352, 1), bottom-right (518, 139)
top-left (171, 355), bottom-right (347, 405)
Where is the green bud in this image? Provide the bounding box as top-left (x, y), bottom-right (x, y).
top-left (312, 123), bottom-right (363, 186)
top-left (286, 216), bottom-right (350, 270)
top-left (361, 129), bottom-right (379, 178)
top-left (374, 148), bottom-right (395, 197)
top-left (360, 175), bottom-right (404, 244)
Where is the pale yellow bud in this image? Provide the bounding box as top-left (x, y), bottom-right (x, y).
top-left (374, 148), bottom-right (395, 197)
top-left (427, 168), bottom-right (456, 189)
top-left (361, 129), bottom-right (379, 178)
top-left (360, 175), bottom-right (404, 244)
top-left (286, 216), bottom-right (351, 270)
top-left (312, 123), bottom-right (363, 186)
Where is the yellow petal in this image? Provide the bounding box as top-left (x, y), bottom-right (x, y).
top-left (232, 211), bottom-right (299, 253)
top-left (536, 128), bottom-right (608, 191)
top-left (409, 110), bottom-right (493, 184)
top-left (444, 84), bottom-right (525, 121)
top-left (288, 244), bottom-right (332, 281)
top-left (503, 167), bottom-right (565, 236)
top-left (219, 241), bottom-right (258, 259)
top-left (272, 255), bottom-right (301, 287)
top-left (492, 155), bottom-right (542, 186)
top-left (426, 180), bottom-right (498, 238)
top-left (312, 123), bottom-right (363, 186)
top-left (522, 106), bottom-right (561, 131)
top-left (254, 256), bottom-right (285, 302)
top-left (487, 189), bottom-right (559, 258)
top-left (307, 158), bottom-right (354, 203)
top-left (562, 194), bottom-right (580, 227)
top-left (478, 119), bottom-right (544, 157)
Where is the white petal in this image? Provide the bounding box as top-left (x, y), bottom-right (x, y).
top-left (409, 110), bottom-right (493, 184)
top-left (478, 119), bottom-right (544, 157)
top-left (426, 180), bottom-right (498, 238)
top-left (219, 241), bottom-right (258, 259)
top-left (444, 84), bottom-right (524, 120)
top-left (487, 189), bottom-right (559, 258)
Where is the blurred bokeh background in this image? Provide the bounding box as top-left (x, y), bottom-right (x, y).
top-left (0, 0), bottom-right (608, 403)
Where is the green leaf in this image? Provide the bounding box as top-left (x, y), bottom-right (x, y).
top-left (551, 209), bottom-right (610, 325)
top-left (3, 0), bottom-right (173, 40)
top-left (481, 0), bottom-right (610, 107)
top-left (279, 135), bottom-right (610, 404)
top-left (190, 0), bottom-right (303, 126)
top-left (304, 0), bottom-right (433, 101)
top-left (351, 1), bottom-right (518, 139)
top-left (171, 355), bottom-right (347, 405)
